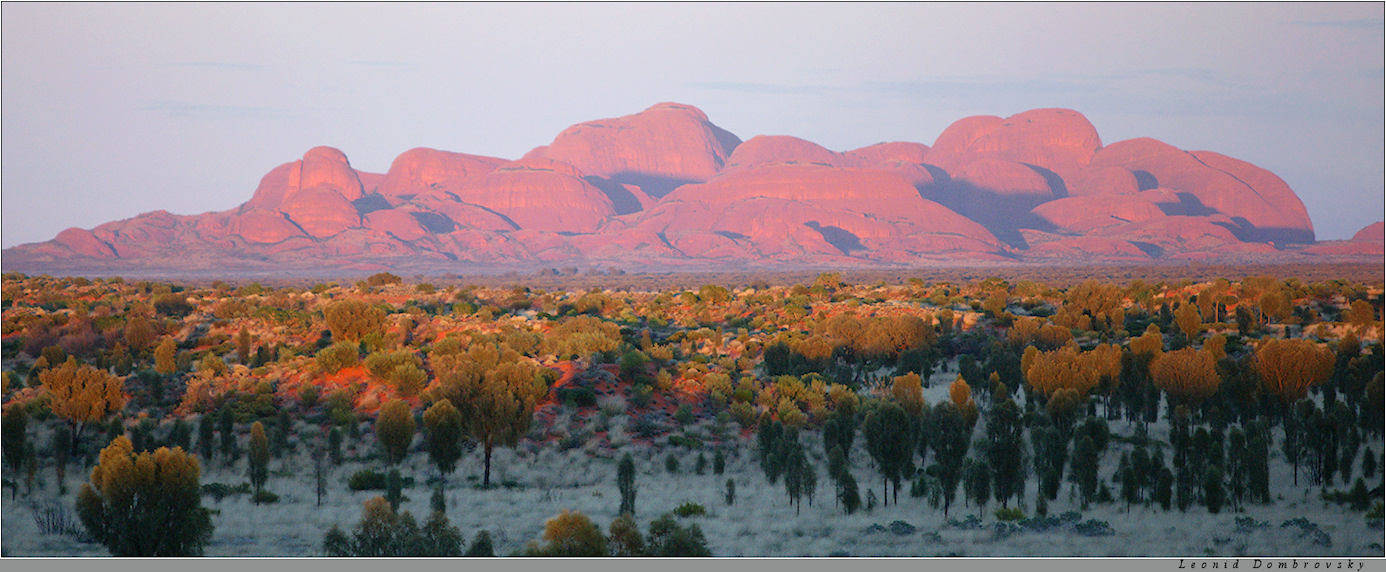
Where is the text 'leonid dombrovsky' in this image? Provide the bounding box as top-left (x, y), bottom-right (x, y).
top-left (1179, 560), bottom-right (1368, 570)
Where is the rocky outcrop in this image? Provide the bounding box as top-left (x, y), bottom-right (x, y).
top-left (5, 102), bottom-right (1348, 272)
top-left (376, 147), bottom-right (506, 200)
top-left (1353, 222), bottom-right (1384, 242)
top-left (538, 102), bottom-right (741, 198)
top-left (1089, 138), bottom-right (1314, 243)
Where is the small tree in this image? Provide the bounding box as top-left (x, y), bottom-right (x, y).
top-left (863, 402), bottom-right (914, 505)
top-left (1, 406), bottom-right (27, 477)
top-left (930, 402), bottom-right (972, 516)
top-left (423, 399), bottom-right (463, 480)
top-left (248, 421), bottom-right (269, 500)
top-left (40, 357), bottom-right (127, 456)
top-left (618, 453), bottom-right (637, 516)
top-left (645, 514), bottom-right (712, 557)
top-left (154, 338), bottom-right (178, 375)
top-left (607, 513), bottom-right (646, 557)
top-left (75, 436), bottom-right (214, 556)
top-left (237, 327), bottom-right (253, 365)
top-left (526, 509), bottom-right (608, 557)
top-left (376, 399), bottom-right (415, 466)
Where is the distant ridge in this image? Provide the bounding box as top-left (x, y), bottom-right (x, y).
top-left (7, 102), bottom-right (1366, 275)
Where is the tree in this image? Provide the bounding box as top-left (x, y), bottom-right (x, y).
top-left (618, 453), bottom-right (637, 516)
top-left (125, 315), bottom-right (153, 354)
top-left (321, 497), bottom-right (463, 557)
top-left (988, 397), bottom-right (1024, 507)
top-left (963, 459), bottom-right (991, 516)
top-left (1150, 347), bottom-right (1220, 407)
top-left (930, 402), bottom-right (972, 516)
top-left (237, 327), bottom-right (253, 365)
top-left (607, 513), bottom-right (646, 557)
top-left (323, 299), bottom-right (386, 343)
top-left (2, 406), bottom-right (27, 483)
top-left (1072, 435), bottom-right (1099, 509)
top-left (248, 421), bottom-right (269, 499)
top-left (430, 343), bottom-right (546, 487)
top-left (645, 514), bottom-right (712, 557)
top-left (75, 436), bottom-right (213, 556)
top-left (1349, 299), bottom-right (1376, 330)
top-left (1256, 338), bottom-right (1334, 403)
top-left (40, 356), bottom-right (126, 456)
top-left (863, 402), bottom-right (914, 505)
top-left (1176, 302), bottom-right (1202, 341)
top-left (154, 338), bottom-right (177, 375)
top-left (1204, 466), bottom-right (1225, 514)
top-left (526, 509), bottom-right (607, 557)
top-left (422, 399), bottom-right (463, 479)
top-left (376, 399), bottom-right (415, 466)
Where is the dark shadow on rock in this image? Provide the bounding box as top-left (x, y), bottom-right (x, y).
top-left (352, 194), bottom-right (394, 216)
top-left (410, 211), bottom-right (457, 234)
top-left (714, 230), bottom-right (749, 241)
top-left (805, 222), bottom-right (866, 255)
top-left (608, 172), bottom-right (700, 199)
top-left (1156, 193), bottom-right (1218, 217)
top-left (1022, 163), bottom-right (1069, 198)
top-left (585, 176), bottom-right (645, 215)
top-left (1132, 170), bottom-right (1160, 191)
top-left (711, 125), bottom-right (743, 160)
top-left (1129, 241), bottom-right (1164, 258)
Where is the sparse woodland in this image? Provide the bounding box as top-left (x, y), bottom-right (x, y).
top-left (0, 268), bottom-right (1382, 557)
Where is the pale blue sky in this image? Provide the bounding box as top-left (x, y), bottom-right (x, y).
top-left (3, 2), bottom-right (1382, 247)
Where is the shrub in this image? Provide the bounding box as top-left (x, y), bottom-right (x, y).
top-left (252, 490), bottom-right (280, 504)
top-left (321, 497), bottom-right (463, 557)
top-left (646, 514), bottom-right (712, 557)
top-left (348, 469), bottom-right (388, 491)
top-left (672, 502), bottom-right (706, 517)
top-left (76, 437), bottom-right (213, 556)
top-left (316, 342), bottom-right (359, 374)
top-left (665, 454), bottom-right (680, 474)
top-left (994, 507), bottom-right (1025, 521)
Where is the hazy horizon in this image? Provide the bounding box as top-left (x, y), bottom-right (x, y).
top-left (3, 2), bottom-right (1382, 248)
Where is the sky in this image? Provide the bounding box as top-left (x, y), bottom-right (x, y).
top-left (2, 2), bottom-right (1382, 248)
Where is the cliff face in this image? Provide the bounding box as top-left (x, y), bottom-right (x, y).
top-left (5, 102), bottom-right (1348, 274)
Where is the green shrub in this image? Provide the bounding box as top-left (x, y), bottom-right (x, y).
top-left (348, 470), bottom-right (387, 491)
top-left (994, 507), bottom-right (1025, 521)
top-left (252, 490), bottom-right (280, 504)
top-left (317, 342), bottom-right (360, 374)
top-left (672, 502), bottom-right (706, 517)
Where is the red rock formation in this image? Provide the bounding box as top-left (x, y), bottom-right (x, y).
top-left (1090, 138), bottom-right (1314, 243)
top-left (243, 146), bottom-right (366, 212)
top-left (937, 158), bottom-right (1055, 235)
top-left (229, 209), bottom-right (305, 244)
top-left (1029, 194), bottom-right (1166, 234)
top-left (364, 209), bottom-right (428, 242)
top-left (1092, 215), bottom-right (1243, 256)
top-left (724, 135), bottom-right (857, 170)
top-left (447, 157), bottom-right (615, 233)
top-left (847, 142), bottom-right (932, 166)
top-left (1024, 236), bottom-right (1151, 260)
top-left (1352, 221), bottom-right (1384, 242)
top-left (538, 102), bottom-right (741, 197)
top-left (1189, 150), bottom-right (1314, 242)
top-left (927, 115), bottom-right (1004, 169)
top-left (1068, 166), bottom-right (1141, 197)
top-left (53, 227), bottom-right (116, 259)
top-left (636, 164), bottom-right (1005, 260)
top-left (279, 187), bottom-right (360, 238)
top-left (928, 109), bottom-right (1101, 184)
top-left (376, 147), bottom-right (506, 200)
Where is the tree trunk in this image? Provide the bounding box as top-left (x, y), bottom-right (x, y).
top-left (483, 442), bottom-right (493, 488)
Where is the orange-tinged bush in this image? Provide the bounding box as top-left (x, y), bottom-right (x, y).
top-left (1255, 338), bottom-right (1333, 403)
top-left (1023, 343), bottom-right (1121, 399)
top-left (949, 375), bottom-right (972, 407)
top-left (41, 357), bottom-right (126, 431)
top-left (1150, 347), bottom-right (1220, 405)
top-left (890, 372), bottom-right (925, 416)
top-left (76, 436), bottom-right (212, 556)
